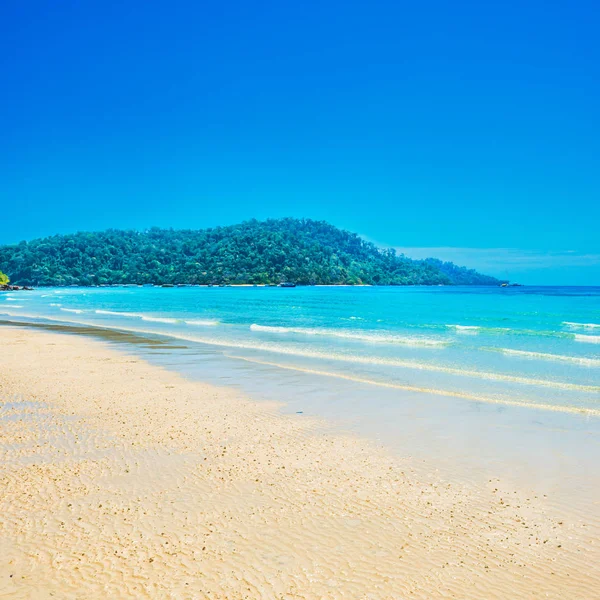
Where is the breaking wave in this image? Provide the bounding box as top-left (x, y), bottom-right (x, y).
top-left (94, 309), bottom-right (217, 326)
top-left (11, 313), bottom-right (592, 393)
top-left (492, 347), bottom-right (600, 367)
top-left (564, 322), bottom-right (600, 330)
top-left (575, 334), bottom-right (600, 344)
top-left (250, 324), bottom-right (448, 347)
top-left (446, 325), bottom-right (481, 333)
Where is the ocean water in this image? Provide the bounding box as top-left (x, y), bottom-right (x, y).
top-left (2, 285), bottom-right (600, 508)
top-left (2, 285), bottom-right (599, 414)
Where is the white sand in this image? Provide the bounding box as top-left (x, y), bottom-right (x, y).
top-left (0, 327), bottom-right (598, 599)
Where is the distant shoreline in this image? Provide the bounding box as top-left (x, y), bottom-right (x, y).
top-left (2, 282), bottom-right (517, 289)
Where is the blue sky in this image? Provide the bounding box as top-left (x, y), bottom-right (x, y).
top-left (1, 0), bottom-right (598, 284)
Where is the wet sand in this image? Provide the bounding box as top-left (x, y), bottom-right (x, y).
top-left (1, 327), bottom-right (599, 599)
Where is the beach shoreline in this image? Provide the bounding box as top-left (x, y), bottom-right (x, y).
top-left (1, 326), bottom-right (599, 598)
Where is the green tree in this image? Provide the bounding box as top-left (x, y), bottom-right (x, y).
top-left (0, 219), bottom-right (503, 287)
top-left (0, 270), bottom-right (9, 285)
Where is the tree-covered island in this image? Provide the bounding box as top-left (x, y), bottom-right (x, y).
top-left (0, 218), bottom-right (504, 287)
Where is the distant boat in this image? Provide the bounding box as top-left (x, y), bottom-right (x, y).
top-left (279, 282), bottom-right (296, 288)
top-left (161, 283), bottom-right (174, 288)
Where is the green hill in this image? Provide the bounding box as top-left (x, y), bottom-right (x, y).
top-left (0, 218), bottom-right (503, 287)
top-left (423, 258), bottom-right (503, 286)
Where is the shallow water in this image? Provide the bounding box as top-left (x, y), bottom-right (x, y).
top-left (3, 286), bottom-right (599, 410)
top-left (2, 285), bottom-right (600, 514)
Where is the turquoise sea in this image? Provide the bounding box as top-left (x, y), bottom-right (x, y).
top-left (2, 285), bottom-right (599, 412)
top-left (2, 285), bottom-right (600, 505)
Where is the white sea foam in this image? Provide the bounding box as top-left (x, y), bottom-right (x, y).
top-left (95, 310), bottom-right (159, 320)
top-left (144, 331), bottom-right (596, 392)
top-left (3, 305), bottom-right (24, 308)
top-left (251, 324), bottom-right (306, 334)
top-left (49, 303), bottom-right (62, 307)
top-left (95, 309), bottom-right (140, 317)
top-left (184, 319), bottom-right (219, 326)
top-left (575, 334), bottom-right (600, 344)
top-left (446, 324), bottom-right (481, 333)
top-left (98, 310), bottom-right (174, 322)
top-left (563, 321), bottom-right (600, 330)
top-left (3, 312), bottom-right (598, 394)
top-left (250, 324), bottom-right (448, 347)
top-left (140, 316), bottom-right (178, 324)
top-left (40, 319), bottom-right (593, 393)
top-left (60, 308), bottom-right (84, 314)
top-left (229, 355), bottom-right (600, 417)
top-left (95, 309), bottom-right (217, 326)
top-left (497, 348), bottom-right (600, 367)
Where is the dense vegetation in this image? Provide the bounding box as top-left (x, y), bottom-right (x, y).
top-left (0, 270), bottom-right (9, 285)
top-left (0, 219), bottom-right (502, 287)
top-left (423, 258), bottom-right (503, 286)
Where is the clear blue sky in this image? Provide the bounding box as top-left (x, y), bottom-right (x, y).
top-left (1, 0), bottom-right (599, 284)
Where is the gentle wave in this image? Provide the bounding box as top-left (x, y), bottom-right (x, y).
top-left (445, 324), bottom-right (574, 339)
top-left (221, 341), bottom-right (599, 391)
top-left (3, 305), bottom-right (24, 308)
top-left (491, 347), bottom-right (600, 367)
top-left (60, 308), bottom-right (85, 314)
top-left (95, 309), bottom-right (218, 326)
top-left (563, 322), bottom-right (600, 330)
top-left (95, 310), bottom-right (175, 323)
top-left (228, 354), bottom-right (600, 417)
top-left (95, 309), bottom-right (144, 317)
top-left (0, 312), bottom-right (88, 323)
top-left (49, 303), bottom-right (62, 307)
top-left (13, 312), bottom-right (595, 393)
top-left (3, 312), bottom-right (599, 395)
top-left (250, 324), bottom-right (448, 347)
top-left (447, 324), bottom-right (481, 332)
top-left (141, 316), bottom-right (179, 324)
top-left (575, 334), bottom-right (600, 344)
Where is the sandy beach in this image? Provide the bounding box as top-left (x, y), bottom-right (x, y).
top-left (1, 326), bottom-right (598, 599)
